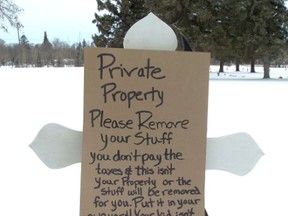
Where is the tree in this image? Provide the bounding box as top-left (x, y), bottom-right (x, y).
top-left (255, 0), bottom-right (288, 78)
top-left (53, 38), bottom-right (65, 67)
top-left (0, 0), bottom-right (23, 32)
top-left (228, 0), bottom-right (288, 77)
top-left (18, 34), bottom-right (31, 66)
top-left (75, 41), bottom-right (84, 67)
top-left (146, 0), bottom-right (235, 69)
top-left (40, 31), bottom-right (53, 66)
top-left (42, 31), bottom-right (51, 45)
top-left (149, 0), bottom-right (288, 77)
top-left (0, 38), bottom-right (9, 65)
top-left (92, 0), bottom-right (149, 47)
top-left (20, 34), bottom-right (29, 45)
top-left (202, 0), bottom-right (235, 72)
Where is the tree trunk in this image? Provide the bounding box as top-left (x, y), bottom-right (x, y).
top-left (263, 53), bottom-right (270, 79)
top-left (235, 59), bottom-right (240, 71)
top-left (219, 59), bottom-right (225, 72)
top-left (250, 58), bottom-right (256, 73)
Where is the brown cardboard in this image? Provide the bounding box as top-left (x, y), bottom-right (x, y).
top-left (80, 47), bottom-right (210, 216)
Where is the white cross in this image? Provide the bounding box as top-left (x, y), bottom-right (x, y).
top-left (29, 13), bottom-right (263, 176)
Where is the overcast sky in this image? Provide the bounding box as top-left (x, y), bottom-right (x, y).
top-left (1, 1), bottom-right (288, 45)
top-left (0, 0), bottom-right (98, 44)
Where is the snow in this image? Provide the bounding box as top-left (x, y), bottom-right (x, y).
top-left (0, 66), bottom-right (288, 216)
top-left (210, 64), bottom-right (288, 79)
top-left (206, 79), bottom-right (288, 216)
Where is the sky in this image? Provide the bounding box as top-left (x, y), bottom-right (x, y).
top-left (0, 0), bottom-right (98, 44)
top-left (1, 1), bottom-right (288, 45)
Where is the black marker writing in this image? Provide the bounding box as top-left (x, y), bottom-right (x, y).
top-left (97, 53), bottom-right (165, 80)
top-left (101, 82), bottom-right (164, 108)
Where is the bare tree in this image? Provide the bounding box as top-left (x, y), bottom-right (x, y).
top-left (0, 38), bottom-right (9, 65)
top-left (0, 0), bottom-right (23, 32)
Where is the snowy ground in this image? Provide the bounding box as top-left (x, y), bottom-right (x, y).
top-left (0, 66), bottom-right (288, 216)
top-left (210, 64), bottom-right (288, 79)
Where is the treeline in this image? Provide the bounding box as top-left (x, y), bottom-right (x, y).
top-left (0, 32), bottom-right (94, 67)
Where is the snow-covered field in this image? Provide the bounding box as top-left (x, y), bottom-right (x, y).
top-left (0, 66), bottom-right (288, 216)
top-left (210, 64), bottom-right (288, 79)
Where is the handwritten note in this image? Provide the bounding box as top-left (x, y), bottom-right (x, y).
top-left (80, 48), bottom-right (210, 216)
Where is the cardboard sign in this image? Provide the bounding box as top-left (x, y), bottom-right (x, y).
top-left (80, 47), bottom-right (210, 216)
